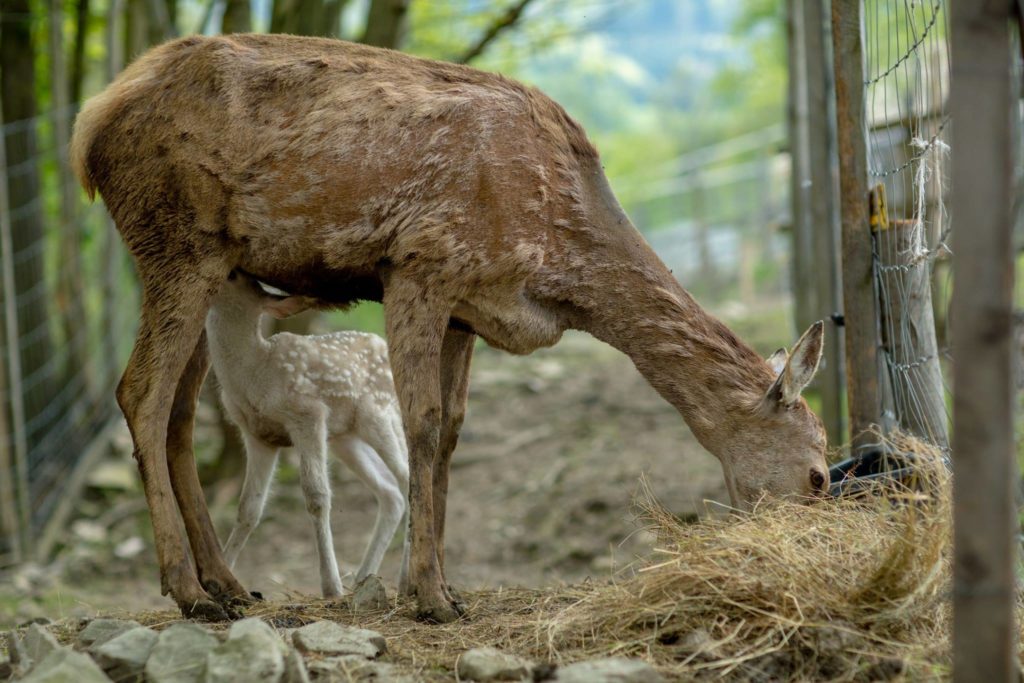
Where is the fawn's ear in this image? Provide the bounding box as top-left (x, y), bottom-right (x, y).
top-left (766, 348), bottom-right (789, 376)
top-left (263, 296), bottom-right (312, 319)
top-left (766, 321), bottom-right (824, 406)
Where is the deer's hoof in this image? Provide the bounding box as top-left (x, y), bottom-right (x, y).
top-left (180, 598), bottom-right (234, 622)
top-left (415, 598), bottom-right (465, 624)
top-left (203, 579), bottom-right (257, 611)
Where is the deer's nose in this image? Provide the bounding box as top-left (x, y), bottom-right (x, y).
top-left (810, 467), bottom-right (828, 495)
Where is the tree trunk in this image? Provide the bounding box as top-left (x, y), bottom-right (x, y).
top-left (221, 0), bottom-right (252, 34)
top-left (1, 0), bottom-right (55, 441)
top-left (50, 0), bottom-right (93, 399)
top-left (71, 0), bottom-right (91, 103)
top-left (124, 0), bottom-right (149, 61)
top-left (270, 0), bottom-right (302, 34)
top-left (361, 0), bottom-right (409, 49)
top-left (322, 0), bottom-right (349, 38)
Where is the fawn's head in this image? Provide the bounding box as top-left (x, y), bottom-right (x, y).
top-left (218, 271), bottom-right (315, 319)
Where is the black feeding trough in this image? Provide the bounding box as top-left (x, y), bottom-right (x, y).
top-left (827, 447), bottom-right (943, 498)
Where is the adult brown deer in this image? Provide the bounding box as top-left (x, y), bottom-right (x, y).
top-left (71, 34), bottom-right (829, 623)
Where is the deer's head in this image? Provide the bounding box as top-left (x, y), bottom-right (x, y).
top-left (716, 321), bottom-right (829, 510)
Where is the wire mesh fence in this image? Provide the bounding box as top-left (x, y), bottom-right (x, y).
top-left (0, 104), bottom-right (138, 567)
top-left (863, 0), bottom-right (951, 451)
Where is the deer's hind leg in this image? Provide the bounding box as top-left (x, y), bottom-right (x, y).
top-left (117, 246), bottom-right (233, 621)
top-left (166, 331), bottom-right (254, 608)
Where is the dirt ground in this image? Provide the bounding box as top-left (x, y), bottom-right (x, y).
top-left (2, 323), bottom-right (796, 625)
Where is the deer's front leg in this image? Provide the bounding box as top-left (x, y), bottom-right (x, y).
top-left (384, 283), bottom-right (461, 623)
top-left (434, 325), bottom-right (475, 577)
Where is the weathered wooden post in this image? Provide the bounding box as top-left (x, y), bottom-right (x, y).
top-left (873, 188), bottom-right (949, 449)
top-left (950, 1), bottom-right (1018, 679)
top-left (803, 0), bottom-right (845, 447)
top-left (0, 99), bottom-right (31, 559)
top-left (831, 0), bottom-right (880, 452)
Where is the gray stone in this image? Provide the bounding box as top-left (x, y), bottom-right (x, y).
top-left (305, 656), bottom-right (409, 682)
top-left (553, 658), bottom-right (663, 683)
top-left (291, 622), bottom-right (386, 659)
top-left (91, 626), bottom-right (158, 682)
top-left (77, 619), bottom-right (142, 650)
top-left (144, 623), bottom-right (218, 683)
top-left (22, 625), bottom-right (61, 664)
top-left (4, 630), bottom-right (30, 668)
top-left (204, 634), bottom-right (284, 683)
top-left (351, 576), bottom-right (389, 612)
top-left (282, 649), bottom-right (310, 683)
top-left (457, 647), bottom-right (533, 681)
top-left (19, 648), bottom-right (110, 683)
top-left (227, 618), bottom-right (287, 655)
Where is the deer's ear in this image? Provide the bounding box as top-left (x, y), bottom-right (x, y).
top-left (766, 321), bottom-right (824, 406)
top-left (264, 296), bottom-right (312, 319)
top-left (766, 348), bottom-right (788, 376)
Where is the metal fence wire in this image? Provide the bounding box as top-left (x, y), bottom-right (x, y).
top-left (863, 0), bottom-right (951, 451)
top-left (0, 105), bottom-right (138, 566)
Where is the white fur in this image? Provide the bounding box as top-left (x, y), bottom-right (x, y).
top-left (208, 277), bottom-right (409, 597)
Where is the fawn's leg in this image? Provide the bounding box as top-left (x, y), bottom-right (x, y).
top-left (335, 435), bottom-right (405, 583)
top-left (294, 413), bottom-right (344, 598)
top-left (166, 331), bottom-right (252, 607)
top-left (222, 429), bottom-right (279, 569)
top-left (433, 325), bottom-right (475, 577)
top-left (383, 280), bottom-right (459, 622)
top-left (117, 257), bottom-right (232, 620)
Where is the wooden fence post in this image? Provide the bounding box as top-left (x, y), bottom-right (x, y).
top-left (0, 292), bottom-right (18, 564)
top-left (0, 105), bottom-right (31, 558)
top-left (950, 1), bottom-right (1017, 679)
top-left (787, 0), bottom-right (819, 338)
top-left (831, 0), bottom-right (880, 452)
top-left (873, 202), bottom-right (949, 449)
top-left (803, 0), bottom-right (846, 447)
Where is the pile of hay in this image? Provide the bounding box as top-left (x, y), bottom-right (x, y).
top-left (93, 434), bottom-right (1008, 681)
top-left (539, 436), bottom-right (955, 681)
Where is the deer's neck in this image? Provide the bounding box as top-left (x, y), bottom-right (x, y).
top-left (586, 270), bottom-right (772, 448)
top-left (205, 303), bottom-right (270, 390)
top-left (555, 218), bottom-right (775, 452)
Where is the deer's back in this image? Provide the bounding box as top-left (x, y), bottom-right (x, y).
top-left (73, 34), bottom-right (600, 307)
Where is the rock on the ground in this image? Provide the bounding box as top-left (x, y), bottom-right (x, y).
top-left (457, 647), bottom-right (534, 681)
top-left (205, 618), bottom-right (286, 683)
top-left (19, 648), bottom-right (110, 683)
top-left (145, 623), bottom-right (219, 683)
top-left (91, 626), bottom-right (158, 682)
top-left (553, 658), bottom-right (663, 683)
top-left (291, 621), bottom-right (386, 659)
top-left (77, 618), bottom-right (142, 650)
top-left (282, 648), bottom-right (310, 683)
top-left (22, 624), bottom-right (61, 664)
top-left (351, 576), bottom-right (389, 612)
top-left (5, 629), bottom-right (30, 668)
top-left (227, 618), bottom-right (287, 654)
top-left (305, 655), bottom-right (411, 682)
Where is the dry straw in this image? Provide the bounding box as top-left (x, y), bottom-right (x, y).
top-left (81, 433), bottom-right (1021, 681)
